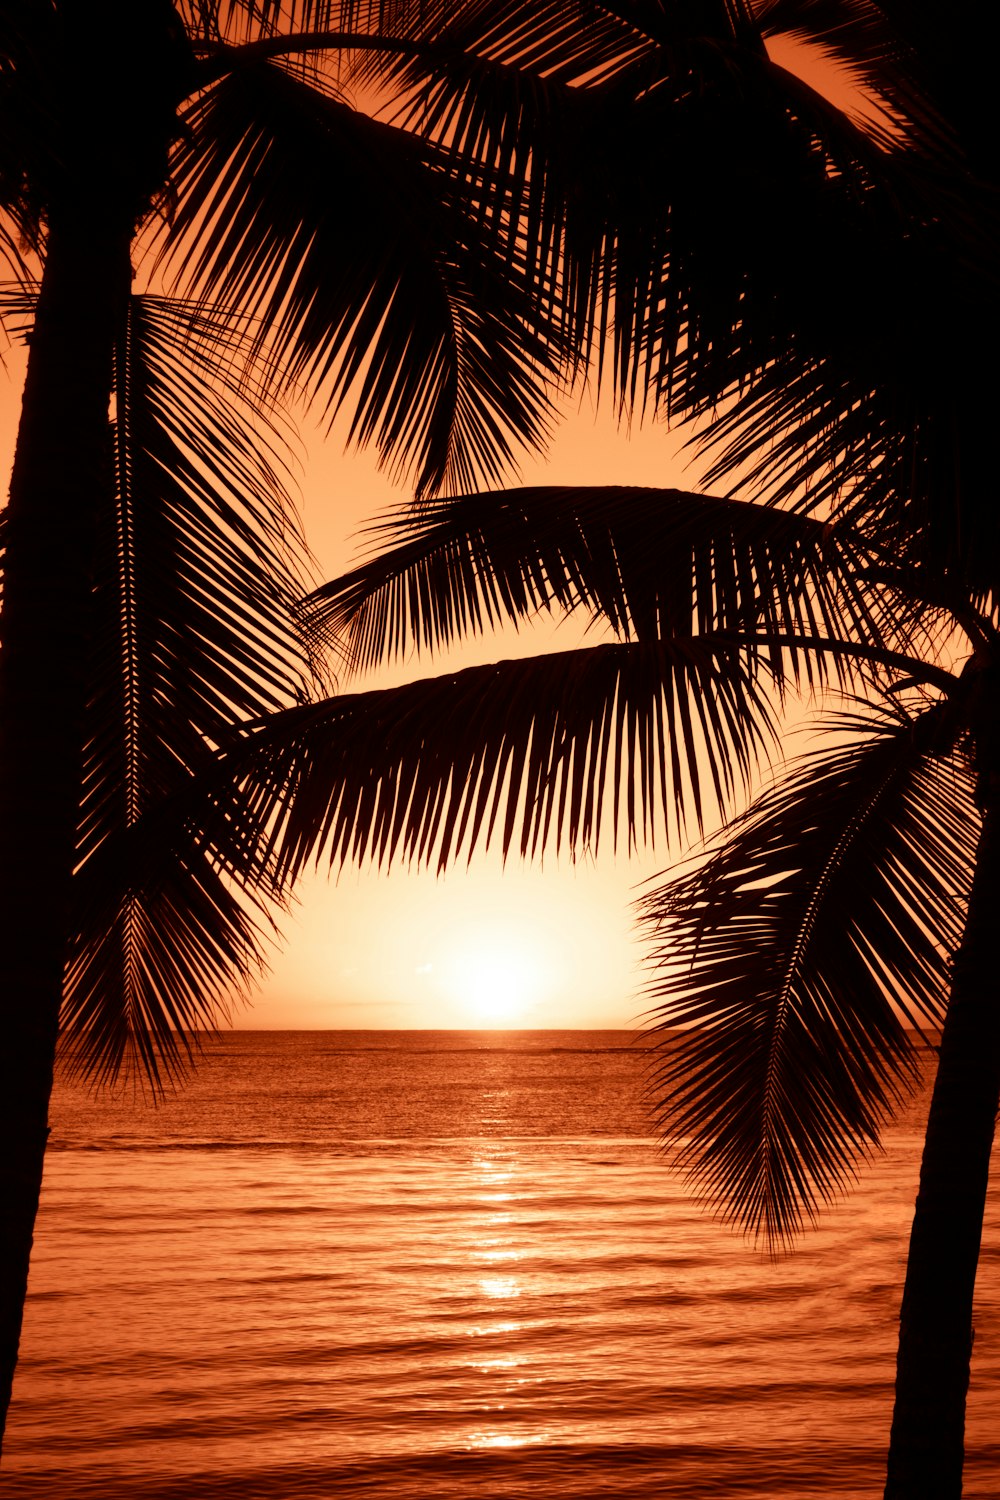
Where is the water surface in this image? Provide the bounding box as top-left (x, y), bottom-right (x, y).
top-left (4, 1031), bottom-right (999, 1497)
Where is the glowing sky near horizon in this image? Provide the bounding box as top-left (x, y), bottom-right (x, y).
top-left (246, 393), bottom-right (693, 1030)
top-left (0, 348), bottom-right (691, 1030)
top-left (0, 33), bottom-right (866, 1030)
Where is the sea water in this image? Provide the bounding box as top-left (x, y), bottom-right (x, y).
top-left (3, 1031), bottom-right (999, 1497)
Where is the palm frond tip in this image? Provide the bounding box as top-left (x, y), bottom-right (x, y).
top-left (638, 700), bottom-right (978, 1247)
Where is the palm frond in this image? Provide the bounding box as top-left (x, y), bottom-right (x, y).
top-left (347, 0), bottom-right (655, 107)
top-left (373, 0), bottom-right (922, 417)
top-left (756, 0), bottom-right (958, 154)
top-left (161, 57), bottom-right (561, 497)
top-left (63, 294), bottom-right (318, 1089)
top-left (218, 638), bottom-right (779, 886)
top-left (170, 2), bottom-right (996, 571)
top-left (181, 1), bottom-right (432, 42)
top-left (638, 697), bottom-right (978, 1248)
top-left (436, 5), bottom-right (989, 587)
top-left (64, 833), bottom-right (275, 1092)
top-left (305, 484), bottom-right (930, 684)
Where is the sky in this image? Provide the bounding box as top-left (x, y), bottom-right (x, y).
top-left (0, 35), bottom-right (862, 1033)
top-left (0, 339), bottom-right (702, 1031)
top-left (241, 394), bottom-right (700, 1031)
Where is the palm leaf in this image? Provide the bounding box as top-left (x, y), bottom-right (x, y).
top-left (304, 485), bottom-right (928, 686)
top-left (160, 56), bottom-right (561, 497)
top-left (380, 0), bottom-right (920, 414)
top-left (388, 0), bottom-right (654, 91)
top-left (172, 2), bottom-right (994, 574)
top-left (63, 295), bottom-right (318, 1088)
top-left (217, 637), bottom-right (778, 886)
top-left (757, 0), bottom-right (959, 154)
top-left (182, 1), bottom-right (432, 39)
top-left (65, 835), bottom-right (276, 1092)
top-left (409, 2), bottom-right (993, 592)
top-left (638, 697), bottom-right (978, 1248)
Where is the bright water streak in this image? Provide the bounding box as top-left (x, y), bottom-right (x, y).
top-left (4, 1032), bottom-right (1000, 1498)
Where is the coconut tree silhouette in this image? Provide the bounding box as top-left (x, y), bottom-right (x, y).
top-left (0, 3), bottom-right (992, 1497)
top-left (0, 0), bottom-right (576, 1448)
top-left (239, 478), bottom-right (993, 1498)
top-left (199, 5), bottom-right (996, 1493)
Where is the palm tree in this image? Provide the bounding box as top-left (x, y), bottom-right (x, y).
top-left (0, 2), bottom-right (988, 1494)
top-left (225, 480), bottom-right (995, 1498)
top-left (189, 9), bottom-right (998, 1493)
top-left (0, 0), bottom-right (577, 1448)
top-left (237, 11), bottom-right (994, 1494)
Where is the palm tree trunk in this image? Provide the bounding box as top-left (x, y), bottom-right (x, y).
top-left (0, 3), bottom-right (192, 1452)
top-left (885, 794), bottom-right (1000, 1497)
top-left (0, 210), bottom-right (132, 1452)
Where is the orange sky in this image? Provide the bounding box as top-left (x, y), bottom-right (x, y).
top-left (1, 35), bottom-right (864, 1032)
top-left (252, 394), bottom-right (696, 1030)
top-left (0, 347), bottom-right (697, 1030)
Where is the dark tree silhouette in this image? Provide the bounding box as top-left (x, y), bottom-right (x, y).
top-left (0, 0), bottom-right (569, 1448)
top-left (206, 3), bottom-right (995, 1490)
top-left (1, 5), bottom-right (992, 1498)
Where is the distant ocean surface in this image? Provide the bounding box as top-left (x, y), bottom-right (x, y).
top-left (4, 1031), bottom-right (1000, 1499)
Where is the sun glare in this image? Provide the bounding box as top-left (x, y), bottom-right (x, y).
top-left (446, 941), bottom-right (545, 1027)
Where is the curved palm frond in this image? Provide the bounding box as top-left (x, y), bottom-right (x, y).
top-left (407, 4), bottom-right (992, 587)
top-left (377, 0), bottom-right (925, 412)
top-left (63, 294), bottom-right (319, 1089)
top-left (613, 11), bottom-right (999, 582)
top-left (690, 282), bottom-right (1000, 586)
top-left (394, 0), bottom-right (654, 90)
top-left (214, 637), bottom-right (779, 887)
top-left (169, 3), bottom-right (993, 567)
top-left (182, 1), bottom-right (431, 40)
top-left (65, 834), bottom-right (276, 1092)
top-left (756, 0), bottom-right (959, 151)
top-left (160, 56), bottom-right (561, 498)
top-left (638, 697), bottom-right (978, 1248)
top-left (304, 484), bottom-right (934, 681)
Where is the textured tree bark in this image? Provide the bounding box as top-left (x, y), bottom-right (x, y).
top-left (0, 210), bottom-right (132, 1451)
top-left (885, 791), bottom-right (1000, 1497)
top-left (0, 0), bottom-right (192, 1453)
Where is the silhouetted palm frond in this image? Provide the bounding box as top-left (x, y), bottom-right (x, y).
top-left (756, 0), bottom-right (957, 150)
top-left (63, 294), bottom-right (318, 1088)
top-left (65, 835), bottom-right (275, 1091)
top-left (305, 484), bottom-right (933, 682)
top-left (398, 1), bottom-right (992, 590)
top-left (220, 637), bottom-right (779, 887)
top-left (184, 0), bottom-right (431, 40)
top-left (638, 698), bottom-right (978, 1247)
top-left (162, 55), bottom-right (561, 497)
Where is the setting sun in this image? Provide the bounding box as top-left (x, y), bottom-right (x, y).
top-left (443, 937), bottom-right (547, 1027)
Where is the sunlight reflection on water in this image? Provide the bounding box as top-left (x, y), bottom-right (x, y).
top-left (477, 1276), bottom-right (522, 1299)
top-left (5, 1033), bottom-right (1000, 1498)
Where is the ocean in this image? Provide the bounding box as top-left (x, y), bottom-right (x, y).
top-left (3, 1031), bottom-right (999, 1498)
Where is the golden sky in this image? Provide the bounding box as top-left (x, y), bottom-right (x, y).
top-left (255, 393), bottom-right (696, 1031)
top-left (0, 346), bottom-right (696, 1031)
top-left (0, 36), bottom-right (860, 1032)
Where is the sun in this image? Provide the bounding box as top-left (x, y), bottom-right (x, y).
top-left (445, 942), bottom-right (545, 1027)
